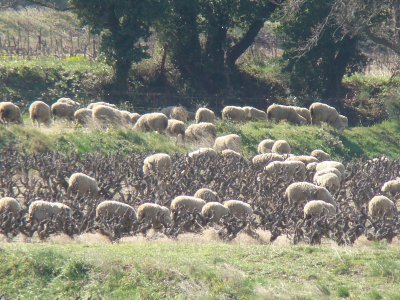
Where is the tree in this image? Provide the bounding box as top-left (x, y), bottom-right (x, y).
top-left (70, 0), bottom-right (166, 94)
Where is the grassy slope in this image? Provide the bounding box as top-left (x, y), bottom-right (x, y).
top-left (0, 242), bottom-right (399, 299)
top-left (1, 120), bottom-right (400, 160)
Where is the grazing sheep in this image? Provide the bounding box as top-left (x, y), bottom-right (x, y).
top-left (306, 162), bottom-right (318, 172)
top-left (314, 168), bottom-right (342, 183)
top-left (92, 105), bottom-right (124, 128)
top-left (143, 153), bottom-right (172, 175)
top-left (51, 102), bottom-right (76, 121)
top-left (87, 102), bottom-right (117, 109)
top-left (129, 113), bottom-right (141, 124)
top-left (29, 101), bottom-right (51, 126)
top-left (170, 106), bottom-right (189, 122)
top-left (68, 172), bottom-right (99, 196)
top-left (201, 202), bottom-right (229, 223)
top-left (266, 104), bottom-right (307, 125)
top-left (195, 107), bottom-right (215, 124)
top-left (304, 200), bottom-right (336, 218)
top-left (313, 172), bottom-right (340, 193)
top-left (56, 97), bottom-right (79, 107)
top-left (243, 106), bottom-right (267, 121)
top-left (257, 139), bottom-right (275, 154)
top-left (381, 179), bottom-right (400, 196)
top-left (0, 102), bottom-right (22, 125)
top-left (293, 107), bottom-right (312, 124)
top-left (188, 148), bottom-right (217, 159)
top-left (134, 113), bottom-right (168, 133)
top-left (136, 203), bottom-right (171, 229)
top-left (119, 110), bottom-right (133, 126)
top-left (194, 188), bottom-right (218, 202)
top-left (264, 161), bottom-right (306, 181)
top-left (0, 197), bottom-right (21, 218)
top-left (166, 119), bottom-right (186, 138)
top-left (252, 153), bottom-right (285, 167)
top-left (170, 196), bottom-right (206, 215)
top-left (309, 102), bottom-right (348, 131)
top-left (221, 149), bottom-right (243, 159)
top-left (214, 134), bottom-right (241, 153)
top-left (368, 196), bottom-right (396, 218)
top-left (311, 149), bottom-right (331, 161)
top-left (74, 108), bottom-right (93, 127)
top-left (185, 123), bottom-right (216, 146)
top-left (28, 200), bottom-right (72, 224)
top-left (315, 161), bottom-right (345, 177)
top-left (285, 182), bottom-right (335, 206)
top-left (271, 140), bottom-right (291, 154)
top-left (223, 200), bottom-right (253, 220)
top-left (286, 155), bottom-right (318, 164)
top-left (222, 106), bottom-right (247, 122)
top-left (96, 200), bottom-right (137, 231)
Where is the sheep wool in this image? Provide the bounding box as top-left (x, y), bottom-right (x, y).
top-left (188, 148), bottom-right (217, 159)
top-left (0, 197), bottom-right (21, 218)
top-left (185, 123), bottom-right (216, 146)
top-left (0, 102), bottom-right (22, 125)
top-left (166, 119), bottom-right (186, 137)
top-left (29, 200), bottom-right (72, 224)
top-left (315, 161), bottom-right (345, 177)
top-left (368, 196), bottom-right (396, 218)
top-left (137, 203), bottom-right (171, 229)
top-left (29, 101), bottom-right (51, 126)
top-left (170, 196), bottom-right (206, 215)
top-left (264, 161), bottom-right (306, 181)
top-left (266, 104), bottom-right (306, 125)
top-left (271, 140), bottom-right (291, 154)
top-left (214, 134), bottom-right (241, 153)
top-left (222, 106), bottom-right (247, 122)
top-left (194, 188), bottom-right (218, 202)
top-left (201, 202), bottom-right (229, 223)
top-left (304, 200), bottom-right (336, 218)
top-left (243, 106), bottom-right (267, 121)
top-left (252, 153), bottom-right (285, 167)
top-left (143, 153), bottom-right (172, 175)
top-left (96, 200), bottom-right (137, 231)
top-left (92, 105), bottom-right (124, 128)
top-left (74, 108), bottom-right (93, 127)
top-left (195, 107), bottom-right (215, 124)
top-left (313, 172), bottom-right (341, 194)
top-left (223, 200), bottom-right (253, 219)
top-left (68, 172), bottom-right (99, 196)
top-left (311, 149), bottom-right (331, 161)
top-left (285, 182), bottom-right (335, 206)
top-left (134, 113), bottom-right (168, 133)
top-left (381, 179), bottom-right (400, 195)
top-left (257, 139), bottom-right (275, 154)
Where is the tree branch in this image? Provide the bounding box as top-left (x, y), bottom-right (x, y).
top-left (365, 28), bottom-right (400, 55)
top-left (24, 0), bottom-right (71, 11)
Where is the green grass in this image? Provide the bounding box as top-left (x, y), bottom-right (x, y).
top-left (0, 242), bottom-right (400, 299)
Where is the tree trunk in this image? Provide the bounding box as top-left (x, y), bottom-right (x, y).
top-left (111, 58), bottom-right (131, 95)
top-left (394, 0), bottom-right (400, 45)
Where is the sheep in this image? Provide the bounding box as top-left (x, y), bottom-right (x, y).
top-left (264, 161), bottom-right (306, 181)
top-left (134, 113), bottom-right (168, 133)
top-left (195, 107), bottom-right (215, 124)
top-left (51, 102), bottom-right (76, 121)
top-left (87, 102), bottom-right (117, 109)
top-left (56, 97), bottom-right (79, 107)
top-left (143, 153), bottom-right (172, 175)
top-left (0, 197), bottom-right (21, 218)
top-left (74, 108), bottom-right (93, 127)
top-left (92, 105), bottom-right (124, 128)
top-left (252, 153), bottom-right (285, 167)
top-left (170, 106), bottom-right (189, 122)
top-left (96, 200), bottom-right (137, 231)
top-left (221, 149), bottom-right (243, 159)
top-left (68, 172), bottom-right (99, 196)
top-left (315, 161), bottom-right (345, 177)
top-left (313, 172), bottom-right (340, 194)
top-left (285, 182), bottom-right (335, 206)
top-left (214, 134), bottom-right (241, 153)
top-left (136, 203), bottom-right (171, 229)
top-left (309, 102), bottom-right (348, 131)
top-left (266, 104), bottom-right (307, 125)
top-left (257, 139), bottom-right (275, 154)
top-left (119, 110), bottom-right (133, 126)
top-left (304, 200), bottom-right (336, 218)
top-left (286, 155), bottom-right (319, 164)
top-left (185, 123), bottom-right (216, 146)
top-left (170, 196), bottom-right (206, 215)
top-left (166, 119), bottom-right (186, 138)
top-left (368, 196), bottom-right (396, 218)
top-left (29, 101), bottom-right (51, 126)
top-left (293, 107), bottom-right (312, 124)
top-left (0, 102), bottom-right (22, 125)
top-left (223, 200), bottom-right (253, 220)
top-left (129, 113), bottom-right (141, 124)
top-left (271, 140), bottom-right (291, 154)
top-left (188, 148), bottom-right (217, 159)
top-left (28, 200), bottom-right (72, 224)
top-left (314, 168), bottom-right (342, 183)
top-left (222, 106), bottom-right (247, 122)
top-left (201, 202), bottom-right (229, 223)
top-left (243, 106), bottom-right (267, 121)
top-left (381, 179), bottom-right (400, 196)
top-left (311, 149), bottom-right (331, 161)
top-left (306, 162), bottom-right (318, 172)
top-left (194, 188), bottom-right (218, 202)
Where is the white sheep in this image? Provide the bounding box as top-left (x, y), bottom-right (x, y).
top-left (28, 200), bottom-right (72, 224)
top-left (311, 149), bottom-right (331, 161)
top-left (188, 148), bottom-right (217, 159)
top-left (29, 101), bottom-right (51, 127)
top-left (271, 140), bottom-right (291, 154)
top-left (266, 104), bottom-right (307, 125)
top-left (0, 102), bottom-right (22, 125)
top-left (51, 102), bottom-right (76, 122)
top-left (264, 161), bottom-right (306, 181)
top-left (368, 196), bottom-right (396, 218)
top-left (286, 155), bottom-right (318, 164)
top-left (56, 97), bottom-right (80, 107)
top-left (201, 202), bottom-right (229, 223)
top-left (185, 123), bottom-right (216, 146)
top-left (68, 172), bottom-right (99, 196)
top-left (243, 106), bottom-right (267, 121)
top-left (87, 102), bottom-right (117, 109)
top-left (285, 182), bottom-right (335, 206)
top-left (170, 196), bottom-right (206, 215)
top-left (170, 106), bottom-right (189, 122)
top-left (313, 172), bottom-right (340, 194)
top-left (0, 197), bottom-right (21, 218)
top-left (257, 139), bottom-right (275, 154)
top-left (74, 108), bottom-right (93, 127)
top-left (134, 113), bottom-right (168, 133)
top-left (293, 107), bottom-right (312, 124)
top-left (143, 153), bottom-right (172, 175)
top-left (96, 200), bottom-right (137, 231)
top-left (304, 200), bottom-right (336, 218)
top-left (119, 110), bottom-right (133, 126)
top-left (129, 113), bottom-right (141, 125)
top-left (92, 105), bottom-right (124, 128)
top-left (314, 168), bottom-right (342, 183)
top-left (166, 119), bottom-right (185, 138)
top-left (315, 161), bottom-right (345, 177)
top-left (309, 102), bottom-right (348, 131)
top-left (214, 134), bottom-right (241, 153)
top-left (222, 106), bottom-right (247, 122)
top-left (252, 153), bottom-right (285, 167)
top-left (306, 162), bottom-right (318, 172)
top-left (195, 107), bottom-right (215, 124)
top-left (221, 149), bottom-right (243, 159)
top-left (136, 203), bottom-right (171, 229)
top-left (223, 200), bottom-right (253, 220)
top-left (381, 179), bottom-right (400, 196)
top-left (194, 188), bottom-right (218, 202)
